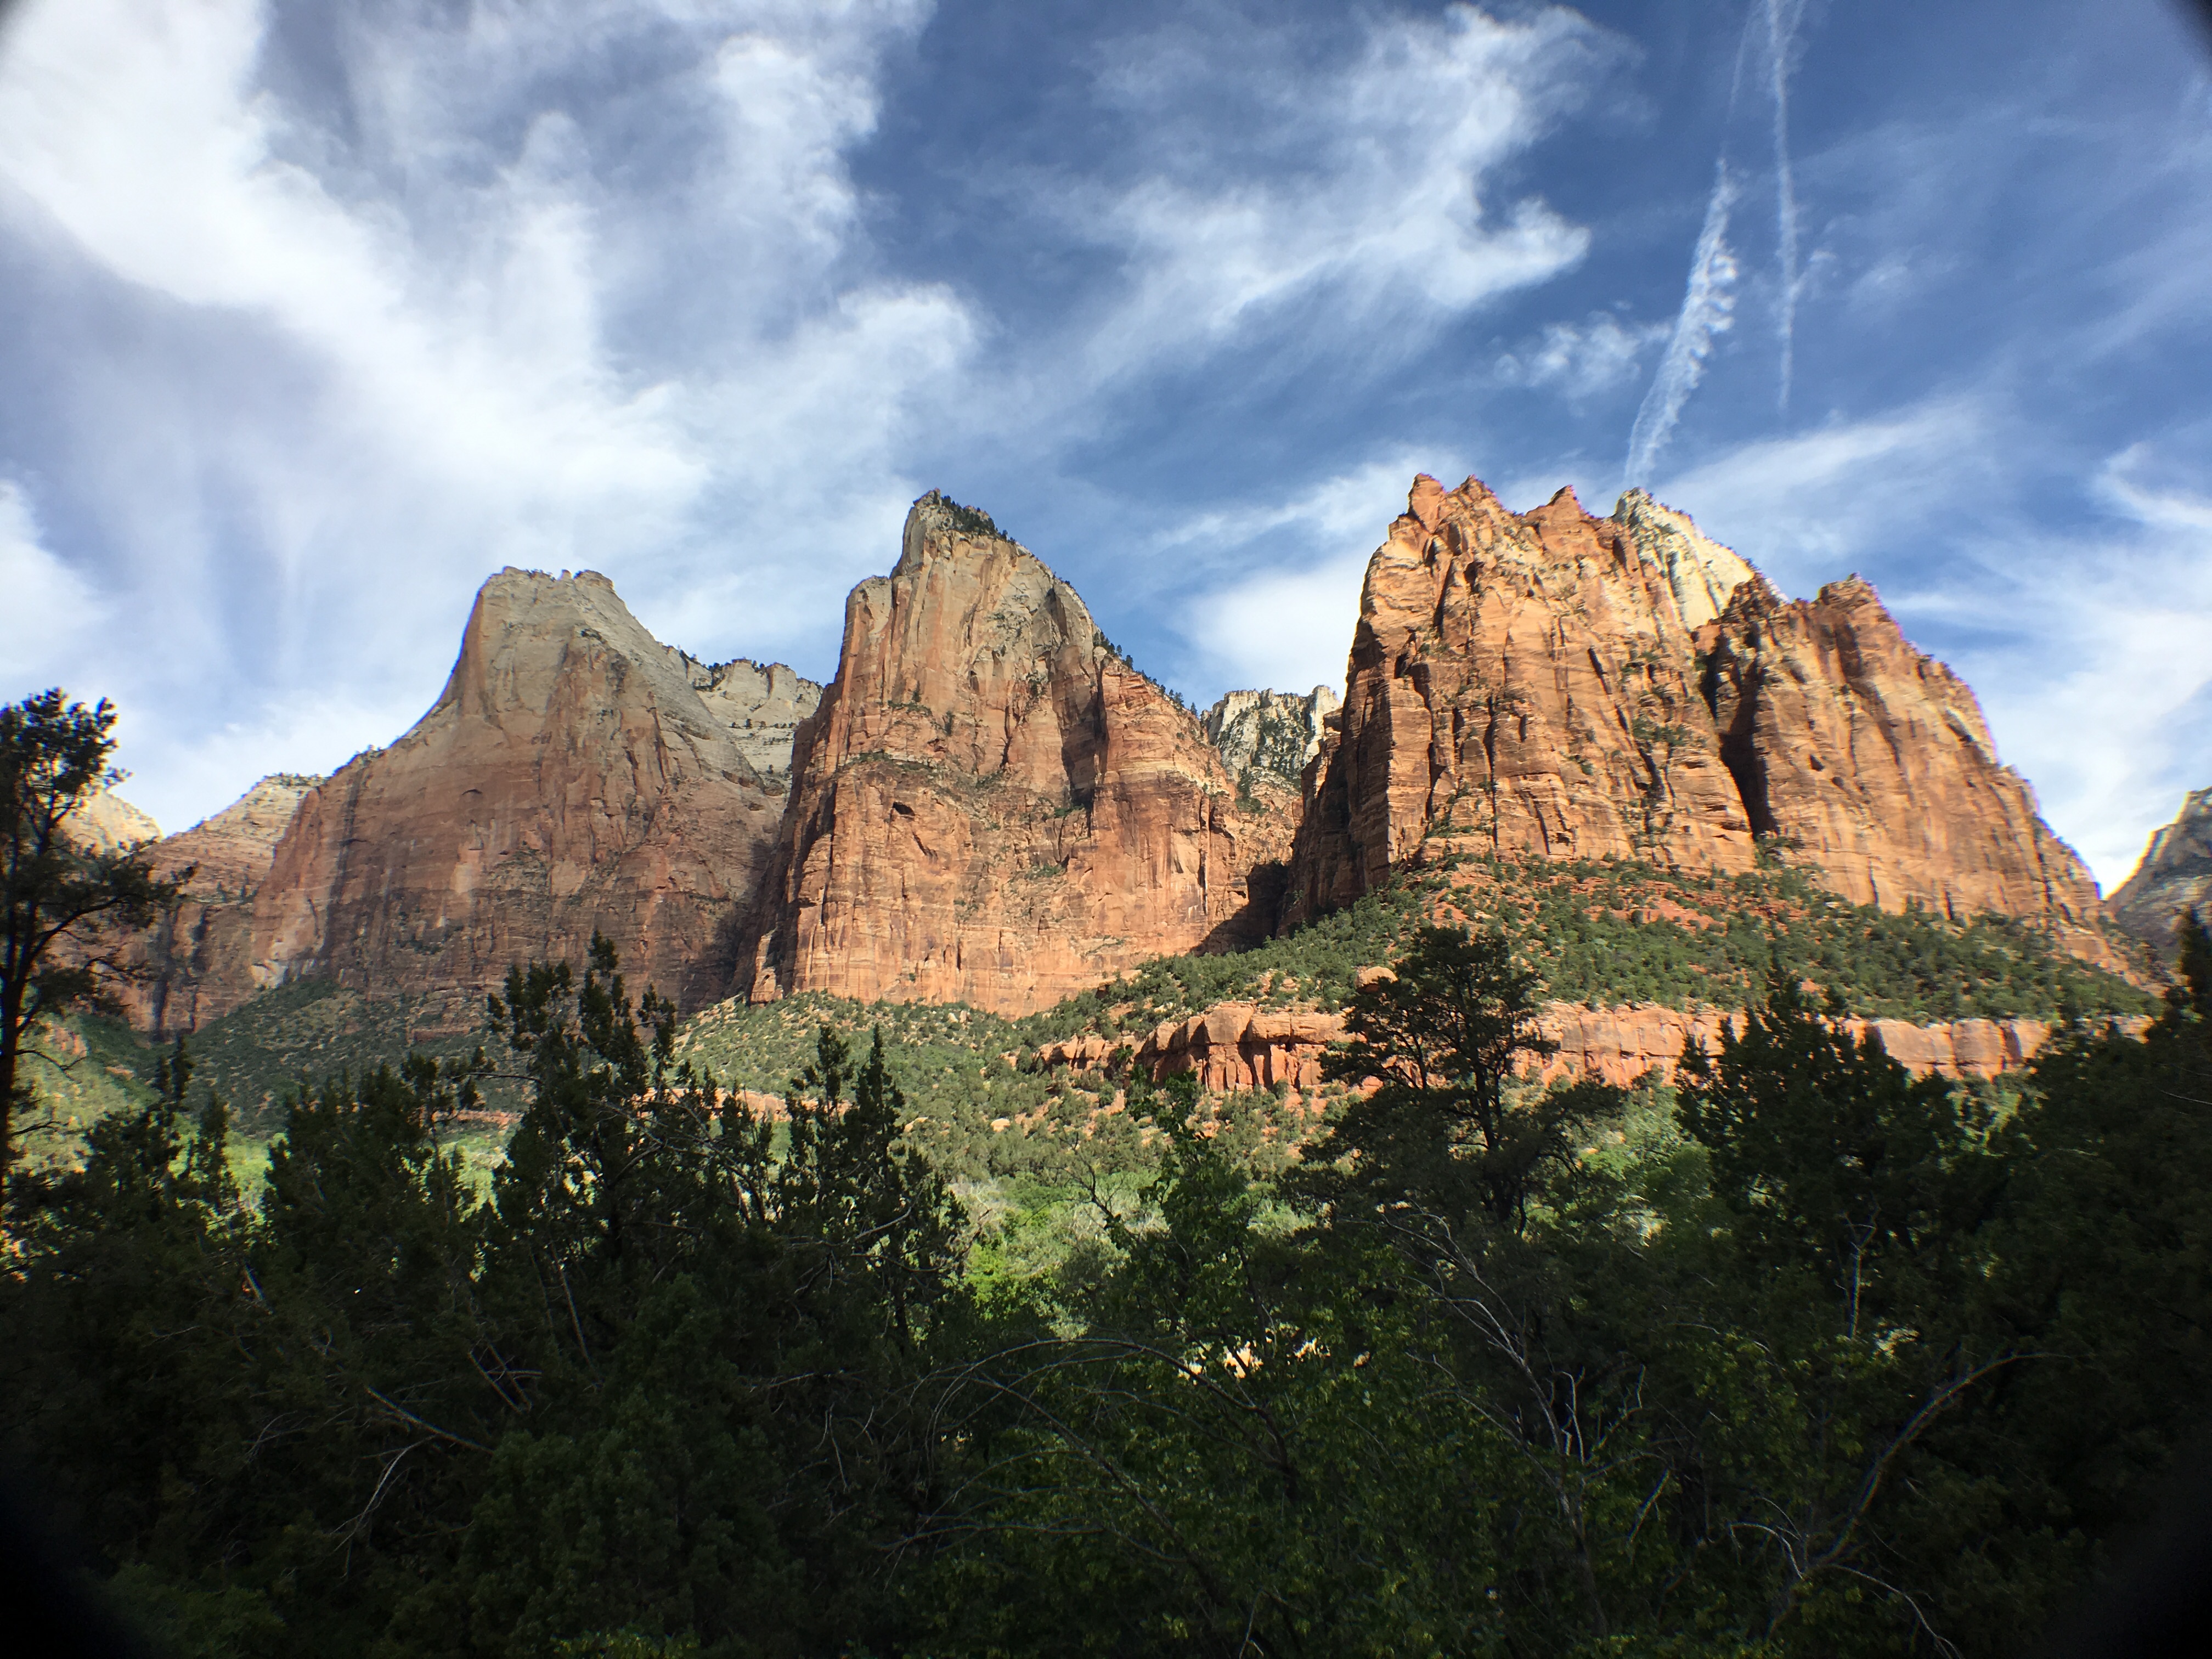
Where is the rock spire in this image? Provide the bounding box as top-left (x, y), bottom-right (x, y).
top-left (735, 492), bottom-right (1298, 1014)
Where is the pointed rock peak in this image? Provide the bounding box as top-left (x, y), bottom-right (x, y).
top-left (1532, 483), bottom-right (1588, 520)
top-left (1407, 473), bottom-right (1450, 528)
top-left (1614, 489), bottom-right (1758, 630)
top-left (900, 489), bottom-right (1018, 574)
top-left (64, 788), bottom-right (160, 851)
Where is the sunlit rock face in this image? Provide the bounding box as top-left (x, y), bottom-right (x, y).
top-left (246, 569), bottom-right (794, 1013)
top-left (1287, 474), bottom-right (2113, 962)
top-left (690, 658), bottom-right (822, 783)
top-left (2111, 787), bottom-right (2212, 950)
top-left (735, 492), bottom-right (1299, 1015)
top-left (1203, 686), bottom-right (1340, 788)
top-left (61, 788), bottom-right (160, 852)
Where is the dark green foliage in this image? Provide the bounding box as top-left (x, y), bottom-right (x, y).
top-left (922, 489), bottom-right (1000, 541)
top-left (8, 921), bottom-right (2206, 1657)
top-left (2, 688), bottom-right (188, 1198)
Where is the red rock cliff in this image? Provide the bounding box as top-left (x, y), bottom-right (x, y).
top-left (736, 493), bottom-right (1298, 1014)
top-left (1289, 476), bottom-right (2108, 954)
top-left (121, 774), bottom-right (320, 1033)
top-left (247, 569), bottom-right (791, 1011)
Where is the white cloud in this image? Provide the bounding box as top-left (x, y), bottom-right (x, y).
top-left (1070, 3), bottom-right (1607, 381)
top-left (1497, 312), bottom-right (1668, 402)
top-left (1166, 456), bottom-right (1450, 701)
top-left (0, 0), bottom-right (964, 824)
top-left (0, 480), bottom-right (105, 685)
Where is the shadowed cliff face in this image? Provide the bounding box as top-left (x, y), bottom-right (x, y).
top-left (1288, 475), bottom-right (2115, 964)
top-left (236, 569), bottom-right (793, 1015)
top-left (735, 493), bottom-right (1300, 1015)
top-left (114, 774), bottom-right (321, 1033)
top-left (2112, 788), bottom-right (2212, 949)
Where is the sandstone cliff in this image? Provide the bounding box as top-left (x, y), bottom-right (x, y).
top-left (736, 493), bottom-right (1300, 1015)
top-left (690, 658), bottom-right (822, 781)
top-left (61, 787), bottom-right (160, 851)
top-left (2111, 787), bottom-right (2212, 948)
top-left (121, 774), bottom-right (320, 1032)
top-left (242, 569), bottom-right (794, 1013)
top-left (1039, 997), bottom-right (2131, 1093)
top-left (1287, 476), bottom-right (2109, 958)
top-left (1203, 686), bottom-right (1340, 787)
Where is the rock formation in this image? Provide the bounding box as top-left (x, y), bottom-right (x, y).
top-left (61, 788), bottom-right (160, 851)
top-left (1203, 686), bottom-right (1340, 787)
top-left (1039, 997), bottom-right (2131, 1093)
top-left (690, 658), bottom-right (822, 781)
top-left (736, 493), bottom-right (1300, 1015)
top-left (240, 569), bottom-right (797, 1014)
top-left (2111, 787), bottom-right (2212, 949)
top-left (1287, 475), bottom-right (2111, 959)
top-left (121, 775), bottom-right (320, 1032)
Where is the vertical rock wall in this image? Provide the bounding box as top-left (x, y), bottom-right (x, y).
top-left (736, 493), bottom-right (1299, 1015)
top-left (1288, 475), bottom-right (2111, 958)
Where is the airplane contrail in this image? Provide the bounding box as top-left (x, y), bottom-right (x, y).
top-left (1765, 0), bottom-right (1807, 414)
top-left (1623, 160), bottom-right (1740, 487)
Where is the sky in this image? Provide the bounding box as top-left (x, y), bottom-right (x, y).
top-left (1, 0), bottom-right (2208, 892)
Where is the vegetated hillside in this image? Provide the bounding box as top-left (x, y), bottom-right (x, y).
top-left (672, 851), bottom-right (2147, 1181)
top-left (15, 1016), bottom-right (161, 1178)
top-left (1030, 853), bottom-right (2149, 1040)
top-left (675, 996), bottom-right (1308, 1185)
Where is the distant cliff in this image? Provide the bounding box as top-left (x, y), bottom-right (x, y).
top-left (1203, 686), bottom-right (1339, 788)
top-left (734, 492), bottom-right (1299, 1015)
top-left (1288, 475), bottom-right (2115, 965)
top-left (2111, 787), bottom-right (2212, 949)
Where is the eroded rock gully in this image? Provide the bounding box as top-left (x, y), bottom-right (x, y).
top-left (1287, 476), bottom-right (2114, 966)
top-left (734, 493), bottom-right (1300, 1015)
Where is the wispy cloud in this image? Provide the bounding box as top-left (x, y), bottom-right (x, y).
top-left (1498, 312), bottom-right (1669, 403)
top-left (1164, 456), bottom-right (1455, 703)
top-left (1067, 3), bottom-right (1611, 383)
top-left (0, 0), bottom-right (963, 829)
top-left (1655, 403), bottom-right (2212, 889)
top-left (0, 479), bottom-right (105, 687)
top-left (1623, 161), bottom-right (1740, 487)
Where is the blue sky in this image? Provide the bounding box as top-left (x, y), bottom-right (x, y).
top-left (1, 0), bottom-right (2208, 890)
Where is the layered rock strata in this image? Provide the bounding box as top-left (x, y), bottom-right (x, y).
top-left (1039, 999), bottom-right (2121, 1093)
top-left (122, 775), bottom-right (320, 1031)
top-left (736, 493), bottom-right (1300, 1015)
top-left (247, 569), bottom-right (794, 1013)
top-left (690, 658), bottom-right (822, 780)
top-left (1287, 476), bottom-right (2109, 958)
top-left (1203, 686), bottom-right (1340, 787)
top-left (2110, 788), bottom-right (2212, 949)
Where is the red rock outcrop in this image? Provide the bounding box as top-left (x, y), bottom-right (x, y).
top-left (246, 569), bottom-right (792, 1012)
top-left (1699, 576), bottom-right (2106, 950)
top-left (1288, 476), bottom-right (2111, 959)
top-left (736, 493), bottom-right (1300, 1015)
top-left (1040, 997), bottom-right (2123, 1093)
top-left (121, 774), bottom-right (320, 1032)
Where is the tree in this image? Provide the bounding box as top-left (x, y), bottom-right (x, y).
top-left (1, 690), bottom-right (186, 1198)
top-left (1302, 923), bottom-right (1600, 1232)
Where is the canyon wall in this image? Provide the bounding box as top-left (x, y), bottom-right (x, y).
top-left (735, 493), bottom-right (1299, 1015)
top-left (2111, 787), bottom-right (2212, 948)
top-left (122, 775), bottom-right (321, 1032)
top-left (246, 569), bottom-right (794, 1012)
top-left (1203, 686), bottom-right (1340, 787)
top-left (1287, 476), bottom-right (2111, 960)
